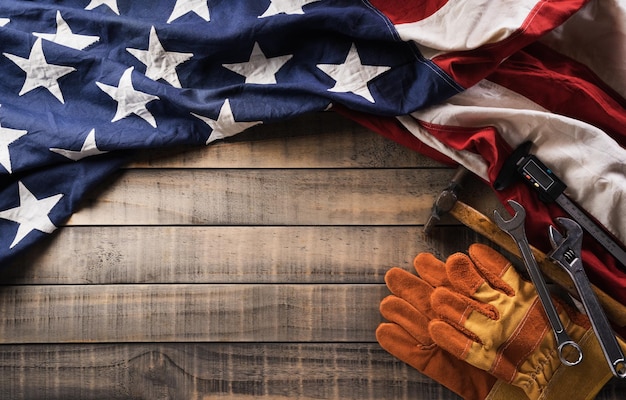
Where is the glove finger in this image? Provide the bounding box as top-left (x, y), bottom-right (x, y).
top-left (431, 286), bottom-right (499, 327)
top-left (376, 322), bottom-right (429, 364)
top-left (413, 252), bottom-right (450, 288)
top-left (376, 322), bottom-right (498, 400)
top-left (429, 318), bottom-right (481, 363)
top-left (380, 295), bottom-right (433, 346)
top-left (384, 267), bottom-right (435, 315)
top-left (445, 250), bottom-right (514, 300)
top-left (431, 287), bottom-right (503, 373)
top-left (466, 243), bottom-right (515, 296)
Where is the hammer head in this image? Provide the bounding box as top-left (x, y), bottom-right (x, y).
top-left (424, 166), bottom-right (469, 234)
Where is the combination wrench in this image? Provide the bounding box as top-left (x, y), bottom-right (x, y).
top-left (548, 217), bottom-right (626, 378)
top-left (494, 200), bottom-right (582, 366)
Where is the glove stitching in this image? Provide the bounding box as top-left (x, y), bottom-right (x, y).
top-left (518, 323), bottom-right (551, 394)
top-left (458, 304), bottom-right (472, 326)
top-left (468, 249), bottom-right (515, 297)
top-left (461, 329), bottom-right (474, 360)
top-left (492, 297), bottom-right (549, 385)
top-left (450, 305), bottom-right (483, 359)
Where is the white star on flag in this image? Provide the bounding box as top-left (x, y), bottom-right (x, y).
top-left (192, 99), bottom-right (262, 144)
top-left (50, 129), bottom-right (108, 161)
top-left (259, 0), bottom-right (322, 18)
top-left (3, 38), bottom-right (76, 104)
top-left (222, 42), bottom-right (292, 85)
top-left (127, 26), bottom-right (193, 88)
top-left (316, 43), bottom-right (391, 103)
top-left (85, 0), bottom-right (120, 15)
top-left (0, 123), bottom-right (28, 174)
top-left (0, 182), bottom-right (63, 249)
top-left (168, 0), bottom-right (210, 24)
top-left (0, 18), bottom-right (9, 27)
top-left (96, 67), bottom-right (160, 128)
top-left (33, 11), bottom-right (100, 50)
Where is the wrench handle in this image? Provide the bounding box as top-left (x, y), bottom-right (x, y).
top-left (514, 227), bottom-right (568, 334)
top-left (509, 226), bottom-right (582, 365)
top-left (565, 263), bottom-right (626, 378)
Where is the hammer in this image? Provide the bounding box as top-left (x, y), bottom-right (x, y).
top-left (423, 165), bottom-right (469, 234)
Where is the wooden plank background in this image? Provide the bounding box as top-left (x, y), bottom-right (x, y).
top-left (1, 112), bottom-right (624, 399)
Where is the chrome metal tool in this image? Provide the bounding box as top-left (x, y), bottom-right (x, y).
top-left (494, 200), bottom-right (582, 366)
top-left (548, 217), bottom-right (626, 378)
top-left (494, 141), bottom-right (626, 271)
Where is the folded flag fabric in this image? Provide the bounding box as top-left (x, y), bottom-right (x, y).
top-left (0, 0), bottom-right (458, 262)
top-left (337, 0), bottom-right (626, 305)
top-left (0, 0), bottom-right (624, 307)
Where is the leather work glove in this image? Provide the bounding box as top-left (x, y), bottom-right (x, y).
top-left (377, 251), bottom-right (527, 400)
top-left (378, 243), bottom-right (621, 400)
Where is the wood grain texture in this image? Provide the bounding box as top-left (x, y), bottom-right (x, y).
top-left (0, 284), bottom-right (388, 343)
top-left (67, 169), bottom-right (440, 225)
top-left (130, 112), bottom-right (435, 169)
top-left (67, 169), bottom-right (498, 226)
top-left (6, 226), bottom-right (481, 284)
top-left (0, 344), bottom-right (461, 400)
top-left (1, 343), bottom-right (624, 399)
top-left (2, 112), bottom-right (624, 399)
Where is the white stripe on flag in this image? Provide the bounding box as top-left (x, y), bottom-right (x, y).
top-left (394, 0), bottom-right (540, 57)
top-left (399, 79), bottom-right (626, 244)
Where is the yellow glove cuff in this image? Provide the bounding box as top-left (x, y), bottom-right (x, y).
top-left (538, 330), bottom-right (619, 400)
top-left (485, 331), bottom-right (622, 400)
top-left (485, 380), bottom-right (529, 400)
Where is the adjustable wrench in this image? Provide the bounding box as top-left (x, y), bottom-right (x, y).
top-left (494, 200), bottom-right (582, 366)
top-left (548, 217), bottom-right (626, 378)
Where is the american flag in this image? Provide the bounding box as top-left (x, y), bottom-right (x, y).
top-left (0, 1), bottom-right (624, 304)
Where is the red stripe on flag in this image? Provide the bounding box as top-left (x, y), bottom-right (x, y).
top-left (488, 43), bottom-right (626, 148)
top-left (432, 0), bottom-right (590, 89)
top-left (368, 0), bottom-right (448, 24)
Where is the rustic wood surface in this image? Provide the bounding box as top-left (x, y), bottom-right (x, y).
top-left (1, 112), bottom-right (624, 399)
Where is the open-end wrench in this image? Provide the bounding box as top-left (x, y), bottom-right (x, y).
top-left (548, 217), bottom-right (626, 378)
top-left (494, 200), bottom-right (582, 366)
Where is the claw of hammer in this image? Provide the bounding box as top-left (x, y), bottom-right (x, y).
top-left (424, 166), bottom-right (469, 234)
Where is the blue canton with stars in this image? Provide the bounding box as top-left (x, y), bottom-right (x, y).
top-left (0, 0), bottom-right (460, 264)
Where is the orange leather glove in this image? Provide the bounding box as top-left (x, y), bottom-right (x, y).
top-left (377, 250), bottom-right (527, 400)
top-left (378, 244), bottom-right (620, 400)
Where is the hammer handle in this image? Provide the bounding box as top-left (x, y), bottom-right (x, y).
top-left (449, 200), bottom-right (626, 327)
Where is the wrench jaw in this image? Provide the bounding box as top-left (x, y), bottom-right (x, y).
top-left (553, 217), bottom-right (584, 245)
top-left (548, 225), bottom-right (566, 261)
top-left (548, 225), bottom-right (565, 249)
top-left (493, 199), bottom-right (526, 231)
top-left (507, 199), bottom-right (527, 219)
top-left (548, 217), bottom-right (584, 267)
